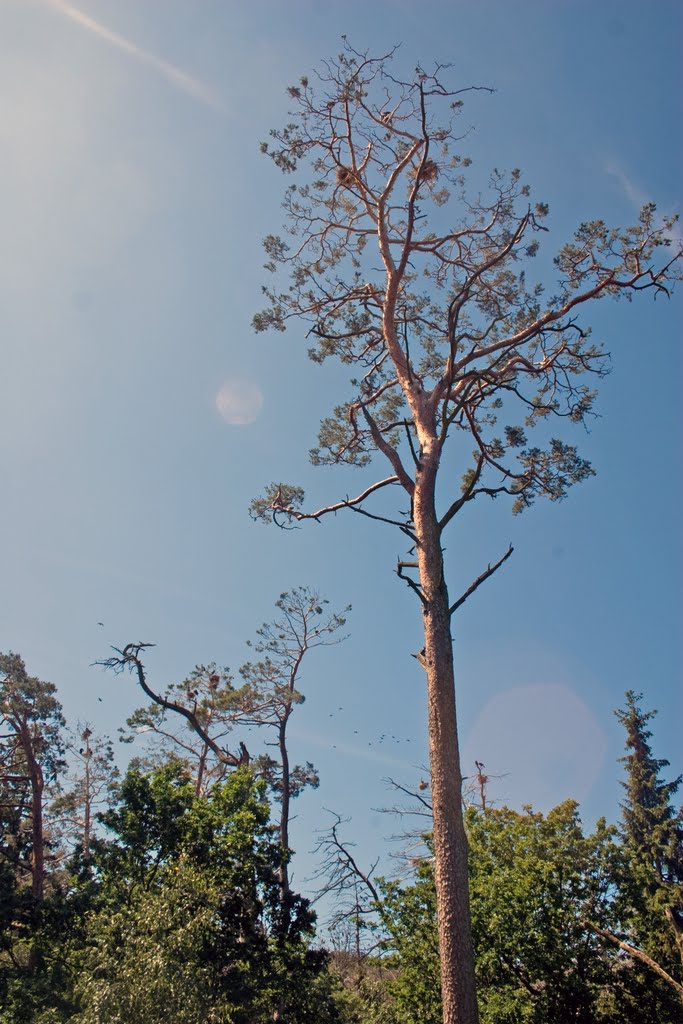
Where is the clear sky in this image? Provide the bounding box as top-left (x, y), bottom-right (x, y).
top-left (1, 0), bottom-right (681, 901)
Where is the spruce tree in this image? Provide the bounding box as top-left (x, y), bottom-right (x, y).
top-left (615, 691), bottom-right (683, 1001)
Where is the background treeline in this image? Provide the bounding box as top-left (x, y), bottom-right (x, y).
top-left (1, 602), bottom-right (682, 1023)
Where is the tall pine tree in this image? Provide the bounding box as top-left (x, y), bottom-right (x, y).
top-left (612, 691), bottom-right (683, 1005)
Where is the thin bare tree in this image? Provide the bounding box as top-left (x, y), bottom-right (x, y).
top-left (240, 588), bottom-right (348, 897)
top-left (50, 724), bottom-right (119, 862)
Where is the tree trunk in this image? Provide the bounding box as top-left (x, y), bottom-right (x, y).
top-left (278, 713), bottom-right (291, 907)
top-left (665, 906), bottom-right (683, 973)
top-left (20, 723), bottom-right (45, 906)
top-left (196, 741), bottom-right (208, 797)
top-left (20, 723), bottom-right (45, 973)
top-left (413, 466), bottom-right (479, 1024)
top-left (83, 735), bottom-right (92, 861)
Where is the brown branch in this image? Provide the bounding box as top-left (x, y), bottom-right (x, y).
top-left (449, 255), bottom-right (676, 378)
top-left (311, 810), bottom-right (382, 913)
top-left (359, 403), bottom-right (415, 494)
top-left (412, 545), bottom-right (514, 666)
top-left (99, 644), bottom-right (249, 768)
top-left (275, 476), bottom-right (400, 525)
top-left (438, 454), bottom-right (486, 532)
top-left (432, 212), bottom-right (531, 417)
top-left (349, 503), bottom-right (416, 538)
top-left (384, 776), bottom-right (433, 815)
top-left (585, 921), bottom-right (683, 1001)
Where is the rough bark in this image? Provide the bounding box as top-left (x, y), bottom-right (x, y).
top-left (414, 457), bottom-right (478, 1024)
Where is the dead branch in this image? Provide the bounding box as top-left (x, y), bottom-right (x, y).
top-left (310, 810), bottom-right (382, 921)
top-left (585, 921), bottom-right (683, 1001)
top-left (98, 643), bottom-right (249, 768)
top-left (449, 544), bottom-right (514, 618)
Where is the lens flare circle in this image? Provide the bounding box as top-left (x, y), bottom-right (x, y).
top-left (215, 378), bottom-right (263, 425)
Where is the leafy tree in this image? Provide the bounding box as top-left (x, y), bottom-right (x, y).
top-left (76, 764), bottom-right (340, 1024)
top-left (119, 659), bottom-right (247, 792)
top-left (0, 652), bottom-right (70, 1020)
top-left (0, 653), bottom-right (66, 907)
top-left (105, 643), bottom-right (251, 781)
top-left (111, 588), bottom-right (346, 912)
top-left (468, 804), bottom-right (622, 1024)
top-left (381, 803), bottom-right (649, 1024)
top-left (250, 42), bottom-right (681, 1023)
top-left (326, 944), bottom-right (397, 1024)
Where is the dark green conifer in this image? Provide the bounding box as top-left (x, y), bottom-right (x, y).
top-left (615, 691), bottom-right (683, 994)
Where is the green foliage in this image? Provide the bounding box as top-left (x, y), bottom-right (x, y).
top-left (249, 483), bottom-right (305, 525)
top-left (0, 651), bottom-right (66, 789)
top-left (3, 644), bottom-right (681, 1024)
top-left (380, 855), bottom-right (441, 1024)
top-left (327, 952), bottom-right (398, 1024)
top-left (0, 652), bottom-right (69, 1021)
top-left (468, 803), bottom-right (622, 1023)
top-left (611, 692), bottom-right (683, 1012)
top-left (75, 860), bottom-right (241, 1024)
top-left (75, 764), bottom-right (339, 1024)
top-left (378, 800), bottom-right (682, 1024)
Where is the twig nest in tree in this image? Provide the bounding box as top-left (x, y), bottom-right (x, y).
top-left (411, 158), bottom-right (439, 183)
top-left (335, 166), bottom-right (355, 187)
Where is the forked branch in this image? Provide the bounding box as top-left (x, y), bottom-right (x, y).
top-left (311, 810), bottom-right (382, 913)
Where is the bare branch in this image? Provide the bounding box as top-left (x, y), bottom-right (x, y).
top-left (448, 545), bottom-right (514, 618)
top-left (358, 402), bottom-right (415, 494)
top-left (252, 476), bottom-right (401, 527)
top-left (396, 560), bottom-right (426, 605)
top-left (310, 811), bottom-right (384, 938)
top-left (585, 921), bottom-right (683, 1001)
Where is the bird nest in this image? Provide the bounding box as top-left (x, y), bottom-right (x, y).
top-left (335, 166), bottom-right (356, 187)
top-left (411, 158), bottom-right (439, 183)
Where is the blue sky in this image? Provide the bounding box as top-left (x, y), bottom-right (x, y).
top-left (1, 0), bottom-right (681, 898)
